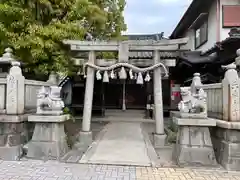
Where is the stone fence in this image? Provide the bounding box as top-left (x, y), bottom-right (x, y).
top-left (24, 80), bottom-right (53, 112)
top-left (200, 83), bottom-right (223, 119)
top-left (0, 67), bottom-right (55, 115)
top-left (179, 50), bottom-right (240, 170)
top-left (183, 83), bottom-right (223, 119)
top-left (184, 65), bottom-right (239, 122)
top-left (0, 48), bottom-right (58, 160)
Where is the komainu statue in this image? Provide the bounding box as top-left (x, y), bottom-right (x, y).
top-left (37, 86), bottom-right (65, 115)
top-left (178, 86), bottom-right (207, 114)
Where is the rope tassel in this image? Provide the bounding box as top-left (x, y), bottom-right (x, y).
top-left (118, 67), bottom-right (127, 79)
top-left (103, 71), bottom-right (109, 83)
top-left (145, 72), bottom-right (151, 82)
top-left (136, 72), bottom-right (144, 84)
top-left (134, 73), bottom-right (138, 80)
top-left (110, 70), bottom-right (116, 79)
top-left (96, 70), bottom-right (102, 80)
top-left (129, 69), bottom-right (134, 79)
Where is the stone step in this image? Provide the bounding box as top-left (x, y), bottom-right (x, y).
top-left (105, 110), bottom-right (145, 118)
top-left (92, 117), bottom-right (154, 123)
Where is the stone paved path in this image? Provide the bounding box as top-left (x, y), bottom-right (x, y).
top-left (1, 160), bottom-right (240, 179)
top-left (80, 122), bottom-right (155, 166)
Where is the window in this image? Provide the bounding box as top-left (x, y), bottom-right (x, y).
top-left (223, 5), bottom-right (240, 27)
top-left (194, 21), bottom-right (208, 48)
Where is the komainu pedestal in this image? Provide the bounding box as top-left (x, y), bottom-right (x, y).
top-left (26, 115), bottom-right (70, 160)
top-left (27, 85), bottom-right (69, 160)
top-left (173, 112), bottom-right (217, 166)
top-left (173, 73), bottom-right (217, 166)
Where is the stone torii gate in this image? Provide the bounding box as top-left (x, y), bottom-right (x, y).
top-left (63, 38), bottom-right (189, 148)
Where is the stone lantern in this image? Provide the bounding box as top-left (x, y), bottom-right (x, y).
top-left (0, 47), bottom-right (21, 77)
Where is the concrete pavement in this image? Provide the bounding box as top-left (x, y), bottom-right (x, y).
top-left (79, 122), bottom-right (157, 166)
top-left (1, 160), bottom-right (240, 179)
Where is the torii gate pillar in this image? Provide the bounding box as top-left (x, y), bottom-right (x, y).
top-left (77, 51), bottom-right (95, 148)
top-left (153, 50), bottom-right (166, 148)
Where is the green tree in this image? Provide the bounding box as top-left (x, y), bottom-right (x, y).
top-left (0, 0), bottom-right (126, 75)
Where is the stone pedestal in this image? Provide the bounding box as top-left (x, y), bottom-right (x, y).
top-left (74, 131), bottom-right (93, 150)
top-left (0, 115), bottom-right (28, 160)
top-left (211, 120), bottom-right (240, 171)
top-left (173, 112), bottom-right (217, 166)
top-left (153, 134), bottom-right (166, 148)
top-left (26, 114), bottom-right (70, 160)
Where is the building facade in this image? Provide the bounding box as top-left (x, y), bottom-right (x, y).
top-left (169, 0), bottom-right (240, 87)
top-left (170, 0), bottom-right (240, 52)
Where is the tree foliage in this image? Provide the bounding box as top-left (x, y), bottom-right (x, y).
top-left (0, 0), bottom-right (126, 74)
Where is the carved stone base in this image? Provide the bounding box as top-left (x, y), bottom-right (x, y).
top-left (27, 115), bottom-right (70, 160)
top-left (153, 134), bottom-right (166, 148)
top-left (211, 120), bottom-right (240, 171)
top-left (0, 116), bottom-right (27, 160)
top-left (74, 131), bottom-right (92, 150)
top-left (27, 140), bottom-right (68, 160)
top-left (171, 111), bottom-right (207, 119)
top-left (36, 111), bottom-right (63, 116)
top-left (174, 117), bottom-right (217, 166)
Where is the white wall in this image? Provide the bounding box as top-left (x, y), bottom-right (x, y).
top-left (220, 0), bottom-right (240, 40)
top-left (180, 0), bottom-right (240, 52)
top-left (197, 0), bottom-right (218, 51)
top-left (180, 1), bottom-right (218, 51)
top-left (181, 30), bottom-right (195, 50)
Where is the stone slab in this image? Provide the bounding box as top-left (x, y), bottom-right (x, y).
top-left (219, 140), bottom-right (240, 171)
top-left (31, 123), bottom-right (66, 141)
top-left (26, 116), bottom-right (70, 160)
top-left (173, 117), bottom-right (216, 126)
top-left (211, 126), bottom-right (240, 171)
top-left (0, 114), bottom-right (28, 122)
top-left (36, 111), bottom-right (64, 116)
top-left (28, 114), bottom-right (70, 122)
top-left (213, 127), bottom-right (240, 143)
top-left (175, 145), bottom-right (217, 166)
top-left (174, 125), bottom-right (217, 166)
top-left (26, 140), bottom-right (69, 160)
top-left (0, 109), bottom-right (6, 114)
top-left (0, 145), bottom-right (23, 160)
top-left (213, 136), bottom-right (240, 171)
top-left (171, 111), bottom-right (207, 119)
top-left (216, 119), bottom-right (240, 130)
top-left (0, 121), bottom-right (26, 160)
top-left (153, 134), bottom-right (166, 148)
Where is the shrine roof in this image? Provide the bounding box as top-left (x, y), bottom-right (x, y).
top-left (179, 51), bottom-right (217, 65)
top-left (202, 28), bottom-right (240, 56)
top-left (176, 28), bottom-right (240, 67)
top-left (124, 33), bottom-right (164, 41)
top-left (129, 51), bottom-right (181, 59)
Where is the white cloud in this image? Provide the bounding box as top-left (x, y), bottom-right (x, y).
top-left (123, 0), bottom-right (193, 35)
top-left (154, 0), bottom-right (192, 6)
top-left (154, 0), bottom-right (181, 4)
top-left (144, 16), bottom-right (166, 25)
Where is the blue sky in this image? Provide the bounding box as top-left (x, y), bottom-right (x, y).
top-left (123, 0), bottom-right (192, 37)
